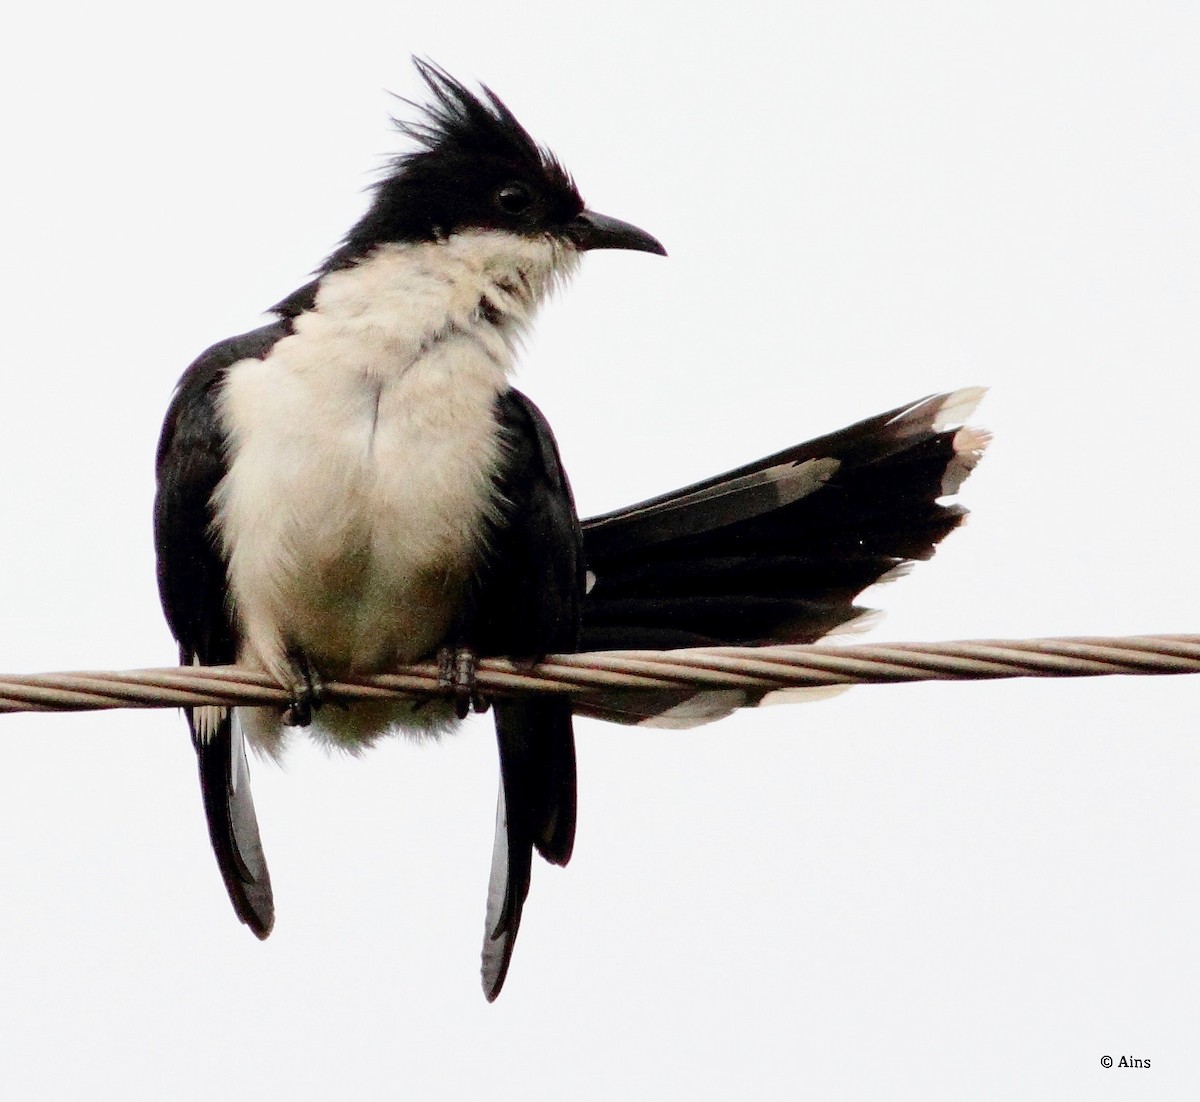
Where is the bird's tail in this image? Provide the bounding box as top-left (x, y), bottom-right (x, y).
top-left (481, 697), bottom-right (576, 1001)
top-left (189, 704), bottom-right (275, 937)
top-left (576, 388), bottom-right (988, 726)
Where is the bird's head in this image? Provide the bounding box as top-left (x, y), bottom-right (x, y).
top-left (323, 58), bottom-right (665, 272)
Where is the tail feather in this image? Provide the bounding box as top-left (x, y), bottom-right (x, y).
top-left (577, 388), bottom-right (987, 724)
top-left (584, 594), bottom-right (872, 650)
top-left (190, 706), bottom-right (274, 938)
top-left (481, 698), bottom-right (576, 1002)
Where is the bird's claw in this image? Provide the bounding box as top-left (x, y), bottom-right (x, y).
top-left (437, 646), bottom-right (488, 719)
top-left (282, 652), bottom-right (324, 727)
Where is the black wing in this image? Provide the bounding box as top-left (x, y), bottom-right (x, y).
top-left (578, 388), bottom-right (988, 723)
top-left (466, 388), bottom-right (584, 1001)
top-left (154, 321), bottom-right (292, 938)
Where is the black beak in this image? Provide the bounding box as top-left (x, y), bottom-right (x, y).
top-left (565, 210), bottom-right (666, 255)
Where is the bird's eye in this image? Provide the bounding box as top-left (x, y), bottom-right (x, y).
top-left (496, 183), bottom-right (533, 215)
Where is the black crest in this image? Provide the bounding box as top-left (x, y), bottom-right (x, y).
top-left (394, 59), bottom-right (572, 184)
top-left (323, 59), bottom-right (584, 271)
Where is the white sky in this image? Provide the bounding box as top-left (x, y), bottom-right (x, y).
top-left (1, 1), bottom-right (1198, 1098)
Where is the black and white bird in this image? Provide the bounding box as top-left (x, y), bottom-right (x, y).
top-left (154, 59), bottom-right (987, 1001)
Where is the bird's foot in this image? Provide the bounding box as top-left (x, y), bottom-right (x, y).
top-left (282, 651), bottom-right (324, 727)
top-left (437, 645), bottom-right (488, 719)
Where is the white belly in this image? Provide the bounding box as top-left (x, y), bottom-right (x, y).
top-left (205, 233), bottom-right (574, 750)
top-left (215, 321), bottom-right (507, 686)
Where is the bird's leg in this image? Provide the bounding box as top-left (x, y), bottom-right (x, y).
top-left (437, 645), bottom-right (489, 719)
top-left (281, 649), bottom-right (325, 727)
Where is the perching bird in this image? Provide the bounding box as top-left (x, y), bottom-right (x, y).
top-left (154, 59), bottom-right (987, 1001)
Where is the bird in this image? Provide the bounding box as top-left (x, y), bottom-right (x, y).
top-left (153, 58), bottom-right (987, 1001)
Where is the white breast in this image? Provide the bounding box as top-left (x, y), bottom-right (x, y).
top-left (214, 233), bottom-right (577, 703)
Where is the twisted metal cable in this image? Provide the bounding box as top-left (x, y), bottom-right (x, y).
top-left (2, 633), bottom-right (1199, 715)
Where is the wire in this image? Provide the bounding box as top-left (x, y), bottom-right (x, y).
top-left (3, 634), bottom-right (1199, 715)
